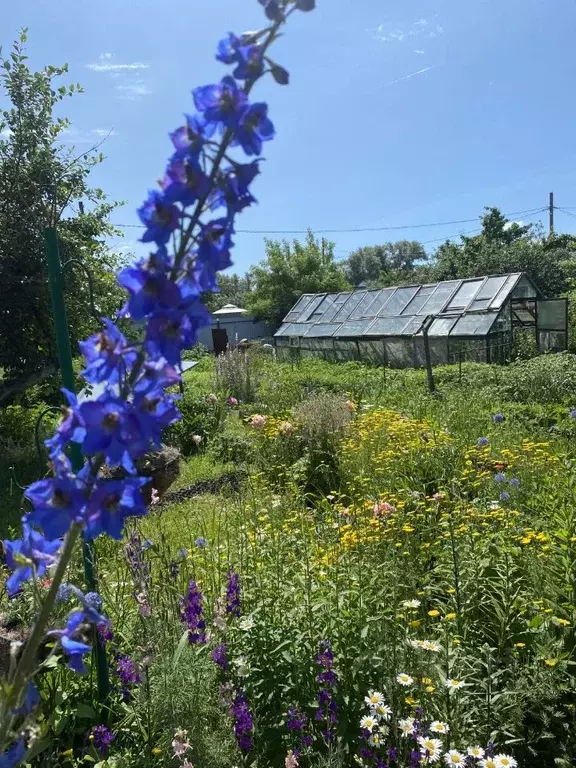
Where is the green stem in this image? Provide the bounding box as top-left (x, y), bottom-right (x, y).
top-left (0, 523), bottom-right (82, 749)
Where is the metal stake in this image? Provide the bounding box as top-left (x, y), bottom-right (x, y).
top-left (43, 226), bottom-right (110, 702)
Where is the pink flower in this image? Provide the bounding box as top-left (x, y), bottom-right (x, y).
top-left (172, 728), bottom-right (191, 757)
top-left (345, 400), bottom-right (357, 412)
top-left (227, 396), bottom-right (238, 406)
top-left (373, 501), bottom-right (395, 517)
top-left (285, 751), bottom-right (299, 768)
top-left (251, 414), bottom-right (266, 429)
top-left (192, 434), bottom-right (202, 446)
top-left (150, 487), bottom-right (160, 506)
top-left (136, 591), bottom-right (151, 618)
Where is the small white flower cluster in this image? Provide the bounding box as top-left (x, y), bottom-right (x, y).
top-left (360, 691), bottom-right (392, 747)
top-left (409, 639), bottom-right (442, 653)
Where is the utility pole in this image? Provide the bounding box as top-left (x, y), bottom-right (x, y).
top-left (549, 192), bottom-right (554, 236)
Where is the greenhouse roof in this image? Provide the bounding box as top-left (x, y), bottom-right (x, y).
top-left (275, 273), bottom-right (539, 339)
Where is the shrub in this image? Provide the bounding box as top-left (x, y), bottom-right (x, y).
top-left (215, 347), bottom-right (263, 404)
top-left (493, 352), bottom-right (576, 405)
top-left (165, 390), bottom-right (225, 456)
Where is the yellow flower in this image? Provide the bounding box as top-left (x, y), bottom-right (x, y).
top-left (60, 749), bottom-right (74, 758)
top-left (425, 685), bottom-right (436, 693)
top-left (445, 613), bottom-right (457, 621)
top-left (422, 677), bottom-right (432, 685)
top-left (405, 696), bottom-right (418, 705)
top-left (544, 658), bottom-right (558, 667)
top-left (152, 747), bottom-right (162, 756)
top-left (409, 620), bottom-right (422, 629)
top-left (514, 642), bottom-right (526, 648)
top-left (556, 618), bottom-right (570, 627)
top-left (428, 610), bottom-right (440, 617)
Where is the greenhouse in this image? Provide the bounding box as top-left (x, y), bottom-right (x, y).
top-left (274, 273), bottom-right (568, 367)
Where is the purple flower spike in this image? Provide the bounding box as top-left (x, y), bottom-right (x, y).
top-left (225, 571), bottom-right (241, 617)
top-left (181, 581), bottom-right (207, 644)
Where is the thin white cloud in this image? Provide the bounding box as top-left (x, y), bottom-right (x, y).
top-left (115, 81), bottom-right (152, 100)
top-left (414, 49), bottom-right (425, 55)
top-left (61, 126), bottom-right (117, 144)
top-left (91, 128), bottom-right (117, 138)
top-left (89, 61), bottom-right (150, 72)
top-left (382, 66), bottom-right (435, 88)
top-left (374, 18), bottom-right (443, 43)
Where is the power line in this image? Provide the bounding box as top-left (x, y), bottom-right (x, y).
top-left (556, 207), bottom-right (576, 222)
top-left (110, 206), bottom-right (547, 236)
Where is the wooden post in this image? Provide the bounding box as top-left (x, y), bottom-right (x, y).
top-left (421, 316), bottom-right (435, 394)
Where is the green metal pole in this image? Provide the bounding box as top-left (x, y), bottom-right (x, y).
top-left (43, 227), bottom-right (110, 703)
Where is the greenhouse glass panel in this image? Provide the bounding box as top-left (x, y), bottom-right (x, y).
top-left (418, 281), bottom-right (460, 315)
top-left (427, 316), bottom-right (458, 336)
top-left (386, 339), bottom-right (415, 368)
top-left (366, 287), bottom-right (396, 317)
top-left (349, 290), bottom-right (381, 320)
top-left (305, 323), bottom-right (343, 337)
top-left (275, 322), bottom-right (310, 337)
top-left (445, 280), bottom-right (483, 311)
top-left (538, 330), bottom-right (567, 352)
top-left (365, 316), bottom-right (415, 336)
top-left (307, 293), bottom-right (338, 321)
top-left (510, 274), bottom-right (538, 299)
top-left (332, 291), bottom-right (368, 322)
top-left (358, 340), bottom-right (385, 364)
top-left (380, 286), bottom-right (419, 316)
top-left (295, 294), bottom-right (324, 321)
top-left (490, 274), bottom-right (520, 308)
top-left (537, 299), bottom-right (567, 330)
top-left (401, 285), bottom-right (436, 315)
top-left (450, 312), bottom-right (498, 336)
top-left (285, 294), bottom-right (314, 322)
top-left (337, 319), bottom-right (374, 336)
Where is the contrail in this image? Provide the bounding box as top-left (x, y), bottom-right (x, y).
top-left (382, 66), bottom-right (435, 87)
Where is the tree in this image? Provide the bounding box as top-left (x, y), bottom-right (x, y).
top-left (343, 240), bottom-right (427, 287)
top-left (0, 31), bottom-right (124, 403)
top-left (246, 230), bottom-right (349, 327)
top-left (431, 207), bottom-right (574, 296)
top-left (203, 273), bottom-right (253, 312)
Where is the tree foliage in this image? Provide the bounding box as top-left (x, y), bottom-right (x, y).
top-left (431, 207), bottom-right (575, 296)
top-left (203, 273), bottom-right (253, 313)
top-left (344, 240), bottom-right (428, 287)
top-left (246, 230), bottom-right (349, 326)
top-left (0, 31), bottom-right (124, 402)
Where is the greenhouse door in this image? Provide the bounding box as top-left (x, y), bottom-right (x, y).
top-left (536, 299), bottom-right (568, 352)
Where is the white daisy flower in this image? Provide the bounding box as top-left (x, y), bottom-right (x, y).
top-left (494, 755), bottom-right (517, 768)
top-left (467, 747), bottom-right (485, 759)
top-left (409, 639), bottom-right (425, 649)
top-left (369, 733), bottom-right (383, 747)
top-left (403, 599), bottom-right (422, 609)
top-left (430, 721), bottom-right (450, 734)
top-left (372, 703), bottom-right (392, 721)
top-left (239, 617), bottom-right (255, 631)
top-left (445, 679), bottom-right (466, 690)
top-left (479, 759), bottom-right (498, 768)
top-left (397, 673), bottom-right (414, 686)
top-left (399, 717), bottom-right (416, 736)
top-left (418, 736), bottom-right (443, 764)
top-left (422, 640), bottom-right (442, 652)
top-left (379, 724), bottom-right (390, 736)
top-left (364, 690), bottom-right (384, 707)
top-left (444, 750), bottom-right (466, 766)
top-left (360, 715), bottom-right (378, 731)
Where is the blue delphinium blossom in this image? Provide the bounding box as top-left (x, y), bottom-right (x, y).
top-left (56, 583), bottom-right (73, 604)
top-left (211, 162), bottom-right (260, 215)
top-left (492, 412), bottom-right (505, 423)
top-left (570, 408), bottom-right (576, 419)
top-left (84, 478), bottom-right (148, 540)
top-left (494, 472), bottom-right (506, 482)
top-left (12, 681), bottom-right (40, 717)
top-left (2, 526), bottom-right (61, 597)
top-left (84, 592), bottom-right (103, 612)
top-left (195, 536), bottom-right (208, 548)
top-left (0, 739), bottom-right (26, 768)
top-left (48, 612), bottom-right (93, 674)
top-left (91, 725), bottom-right (115, 757)
top-left (118, 249), bottom-right (180, 321)
top-left (315, 639), bottom-right (338, 742)
top-left (181, 581), bottom-right (207, 645)
top-left (115, 654), bottom-right (141, 700)
top-left (162, 158), bottom-right (212, 207)
top-left (170, 114), bottom-right (214, 159)
top-left (211, 643), bottom-right (229, 670)
top-left (477, 437), bottom-right (489, 447)
top-left (24, 469), bottom-right (87, 539)
top-left (193, 76), bottom-right (248, 129)
top-left (79, 320), bottom-right (136, 385)
top-left (226, 571), bottom-right (241, 617)
top-left (233, 102), bottom-right (275, 156)
top-left (217, 33), bottom-right (264, 81)
top-left (137, 190), bottom-right (180, 245)
top-left (231, 690), bottom-right (254, 753)
top-left (500, 491), bottom-right (510, 502)
top-left (509, 477), bottom-right (520, 488)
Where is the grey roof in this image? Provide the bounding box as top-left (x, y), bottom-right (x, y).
top-left (275, 273), bottom-right (539, 339)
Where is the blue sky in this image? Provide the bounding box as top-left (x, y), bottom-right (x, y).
top-left (3, 0), bottom-right (576, 273)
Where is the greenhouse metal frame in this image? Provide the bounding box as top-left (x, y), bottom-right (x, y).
top-left (274, 273), bottom-right (568, 367)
